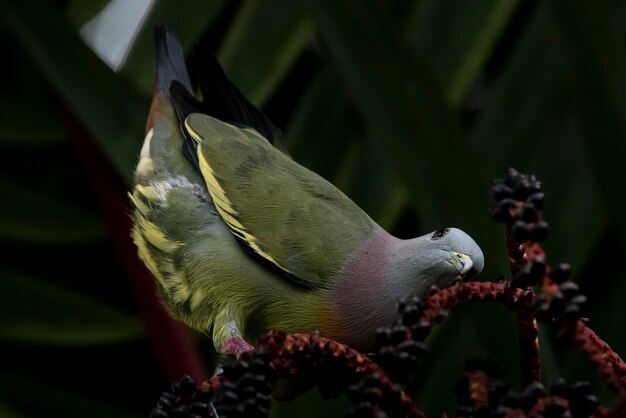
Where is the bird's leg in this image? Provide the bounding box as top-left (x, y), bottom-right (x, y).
top-left (221, 335), bottom-right (254, 358)
top-left (214, 316), bottom-right (254, 358)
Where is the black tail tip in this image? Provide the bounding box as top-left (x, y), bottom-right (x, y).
top-left (154, 25), bottom-right (192, 94)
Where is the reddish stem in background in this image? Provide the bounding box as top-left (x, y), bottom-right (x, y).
top-left (415, 282), bottom-right (542, 385)
top-left (570, 320), bottom-right (626, 391)
top-left (58, 103), bottom-right (206, 384)
top-left (506, 224), bottom-right (545, 386)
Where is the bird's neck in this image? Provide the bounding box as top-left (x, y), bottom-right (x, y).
top-left (328, 227), bottom-right (413, 352)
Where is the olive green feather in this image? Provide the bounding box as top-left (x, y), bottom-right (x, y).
top-left (184, 113), bottom-right (375, 288)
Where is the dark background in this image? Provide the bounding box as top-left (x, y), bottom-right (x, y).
top-left (1, 0), bottom-right (626, 416)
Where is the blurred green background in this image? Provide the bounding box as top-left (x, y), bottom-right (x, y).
top-left (1, 0), bottom-right (626, 416)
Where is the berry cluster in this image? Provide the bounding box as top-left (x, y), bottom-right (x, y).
top-left (500, 379), bottom-right (602, 418)
top-left (535, 263), bottom-right (587, 326)
top-left (345, 373), bottom-right (389, 418)
top-left (213, 350), bottom-right (272, 418)
top-left (490, 168), bottom-right (548, 243)
top-left (374, 296), bottom-right (430, 382)
top-left (490, 168), bottom-right (549, 288)
top-left (455, 358), bottom-right (508, 418)
top-left (149, 375), bottom-right (214, 418)
top-left (455, 359), bottom-right (604, 418)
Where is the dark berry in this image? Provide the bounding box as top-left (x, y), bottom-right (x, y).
top-left (401, 305), bottom-right (421, 326)
top-left (195, 387), bottom-right (213, 403)
top-left (563, 304), bottom-right (581, 323)
top-left (559, 281), bottom-right (579, 298)
top-left (255, 393), bottom-right (270, 409)
top-left (511, 221), bottom-right (530, 241)
top-left (375, 327), bottom-right (391, 346)
top-left (411, 321), bottom-right (432, 341)
top-left (569, 381), bottom-right (592, 397)
top-left (549, 292), bottom-right (566, 314)
top-left (239, 386), bottom-right (257, 400)
top-left (191, 402), bottom-right (210, 414)
top-left (150, 408), bottom-right (169, 418)
top-left (544, 400), bottom-right (566, 418)
top-left (527, 176), bottom-right (542, 194)
top-left (389, 325), bottom-right (407, 345)
top-left (492, 406), bottom-right (512, 418)
top-left (397, 340), bottom-right (428, 359)
top-left (530, 260), bottom-right (546, 281)
top-left (530, 221), bottom-right (549, 243)
top-left (528, 193), bottom-right (545, 211)
top-left (156, 398), bottom-right (173, 412)
top-left (570, 294), bottom-right (587, 307)
top-left (521, 203), bottom-right (537, 222)
top-left (577, 393), bottom-right (599, 413)
top-left (219, 390), bottom-right (239, 406)
top-left (491, 199), bottom-right (517, 223)
top-left (177, 374), bottom-right (197, 398)
top-left (513, 179), bottom-right (532, 200)
top-left (249, 358), bottom-right (268, 375)
top-left (492, 183), bottom-right (513, 200)
top-left (171, 406), bottom-right (190, 418)
top-left (505, 168), bottom-right (521, 187)
top-left (518, 382), bottom-right (546, 410)
top-left (434, 309), bottom-right (449, 323)
top-left (361, 387), bottom-right (383, 404)
top-left (551, 263), bottom-right (571, 284)
top-left (550, 378), bottom-right (567, 397)
top-left (239, 373), bottom-right (267, 391)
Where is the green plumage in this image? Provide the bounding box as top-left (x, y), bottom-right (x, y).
top-left (186, 113), bottom-right (374, 287)
top-left (130, 27), bottom-right (484, 355)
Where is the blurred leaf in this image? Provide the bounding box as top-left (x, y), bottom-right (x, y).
top-left (0, 176), bottom-right (105, 244)
top-left (3, 0), bottom-right (147, 186)
top-left (306, 1), bottom-right (484, 230)
top-left (286, 65), bottom-right (406, 230)
top-left (471, 5), bottom-right (564, 175)
top-left (531, 118), bottom-right (607, 275)
top-left (0, 97), bottom-right (65, 146)
top-left (0, 398), bottom-right (23, 418)
top-left (409, 0), bottom-right (520, 106)
top-left (0, 372), bottom-right (141, 418)
top-left (218, 0), bottom-right (313, 106)
top-left (286, 65), bottom-right (359, 181)
top-left (66, 0), bottom-right (110, 27)
top-left (548, 0), bottom-right (626, 251)
top-left (336, 138), bottom-right (408, 230)
top-left (0, 270), bottom-right (145, 345)
top-left (121, 0), bottom-right (228, 94)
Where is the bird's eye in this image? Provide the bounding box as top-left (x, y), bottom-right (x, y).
top-left (431, 228), bottom-right (449, 240)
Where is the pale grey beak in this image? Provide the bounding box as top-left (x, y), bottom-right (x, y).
top-left (450, 251), bottom-right (473, 276)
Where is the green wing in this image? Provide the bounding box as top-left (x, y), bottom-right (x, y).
top-left (184, 113), bottom-right (376, 288)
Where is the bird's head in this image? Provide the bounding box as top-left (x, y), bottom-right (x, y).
top-left (391, 227), bottom-right (484, 295)
top-left (426, 227), bottom-right (484, 281)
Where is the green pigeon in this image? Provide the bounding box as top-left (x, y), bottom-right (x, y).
top-left (130, 27), bottom-right (484, 357)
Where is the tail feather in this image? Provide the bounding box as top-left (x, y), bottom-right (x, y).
top-left (153, 26), bottom-right (278, 174)
top-left (155, 25), bottom-right (192, 95)
top-left (194, 53), bottom-right (276, 143)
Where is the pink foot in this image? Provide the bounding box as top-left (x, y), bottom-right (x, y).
top-left (220, 336), bottom-right (254, 358)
